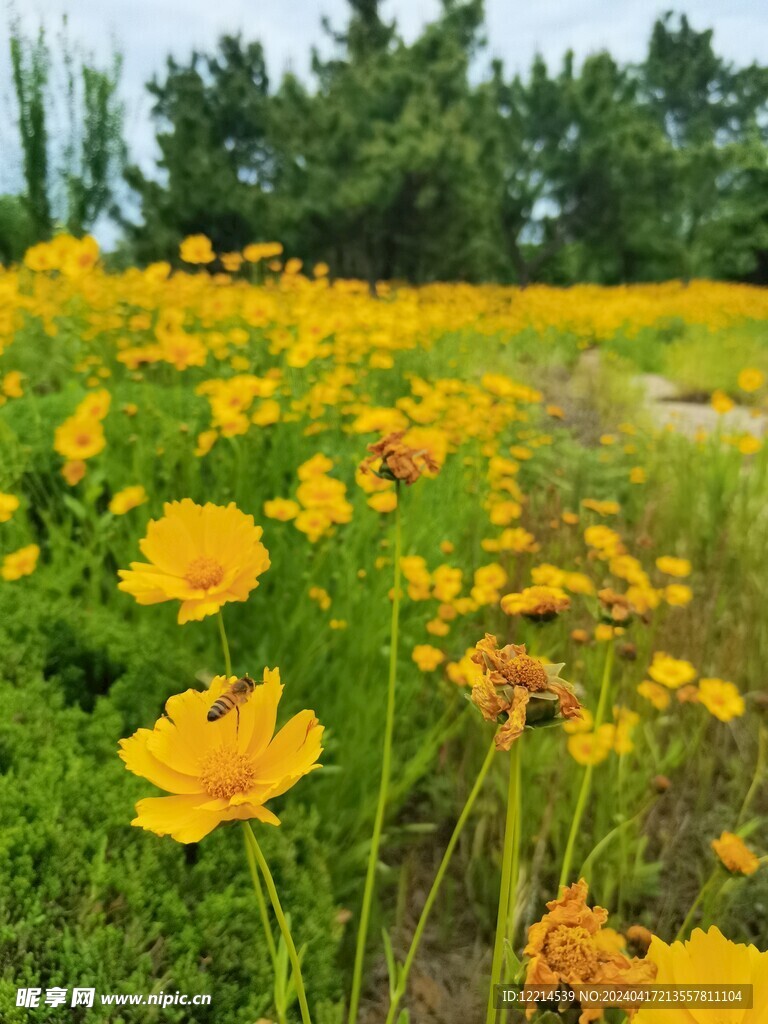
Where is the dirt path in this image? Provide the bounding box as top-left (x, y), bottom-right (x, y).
top-left (576, 350), bottom-right (767, 438)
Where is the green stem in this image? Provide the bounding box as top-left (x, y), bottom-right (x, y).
top-left (507, 741), bottom-right (522, 946)
top-left (675, 868), bottom-right (722, 942)
top-left (385, 738), bottom-right (497, 1024)
top-left (578, 799), bottom-right (655, 881)
top-left (217, 610), bottom-right (232, 677)
top-left (243, 823), bottom-right (278, 967)
top-left (559, 641), bottom-right (614, 889)
top-left (347, 484), bottom-right (402, 1024)
top-left (245, 823), bottom-right (313, 1024)
top-left (499, 740), bottom-right (523, 1024)
top-left (486, 740), bottom-right (522, 1024)
top-left (737, 724), bottom-right (767, 826)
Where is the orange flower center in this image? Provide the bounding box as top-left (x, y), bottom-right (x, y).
top-left (199, 747), bottom-right (256, 800)
top-left (75, 432), bottom-right (93, 446)
top-left (506, 654), bottom-right (548, 691)
top-left (543, 925), bottom-right (598, 981)
top-left (185, 556), bottom-right (225, 590)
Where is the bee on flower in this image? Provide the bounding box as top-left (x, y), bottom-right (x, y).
top-left (119, 668), bottom-right (323, 842)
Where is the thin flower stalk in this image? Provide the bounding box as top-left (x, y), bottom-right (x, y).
top-left (559, 641), bottom-right (615, 888)
top-left (485, 739), bottom-right (522, 1024)
top-left (385, 737), bottom-right (496, 1024)
top-left (245, 823), bottom-right (313, 1024)
top-left (348, 483), bottom-right (402, 1024)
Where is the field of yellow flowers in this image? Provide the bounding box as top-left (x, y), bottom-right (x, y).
top-left (0, 233), bottom-right (767, 1023)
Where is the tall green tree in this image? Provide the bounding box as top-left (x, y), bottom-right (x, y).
top-left (642, 12), bottom-right (768, 279)
top-left (9, 24), bottom-right (51, 239)
top-left (123, 35), bottom-right (274, 262)
top-left (7, 18), bottom-right (125, 244)
top-left (273, 0), bottom-right (501, 284)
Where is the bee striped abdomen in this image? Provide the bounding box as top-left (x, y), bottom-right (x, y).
top-left (207, 676), bottom-right (255, 723)
top-left (207, 696), bottom-right (237, 721)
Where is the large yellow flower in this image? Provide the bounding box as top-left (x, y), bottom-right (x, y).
top-left (119, 668), bottom-right (323, 843)
top-left (635, 927), bottom-right (768, 1024)
top-left (118, 499), bottom-right (270, 623)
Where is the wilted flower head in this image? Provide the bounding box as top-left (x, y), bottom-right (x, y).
top-left (119, 668), bottom-right (323, 843)
top-left (360, 431), bottom-right (439, 485)
top-left (525, 879), bottom-right (656, 1022)
top-left (598, 587), bottom-right (642, 624)
top-left (470, 633), bottom-right (582, 750)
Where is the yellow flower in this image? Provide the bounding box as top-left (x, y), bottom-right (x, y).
top-left (656, 556), bottom-right (691, 578)
top-left (194, 430), bottom-right (218, 457)
top-left (711, 831), bottom-right (760, 875)
top-left (648, 652), bottom-right (697, 689)
top-left (2, 370), bottom-right (24, 398)
top-left (243, 241), bottom-right (283, 263)
top-left (412, 644), bottom-right (445, 672)
top-left (738, 367), bottom-right (765, 393)
top-left (635, 927), bottom-right (768, 1024)
top-left (367, 491), bottom-right (398, 514)
top-left (594, 623), bottom-right (619, 642)
top-left (252, 399), bottom-right (281, 426)
top-left (54, 416), bottom-right (106, 461)
top-left (298, 453), bottom-right (334, 480)
top-left (500, 585), bottom-right (570, 620)
top-left (2, 543), bottom-right (40, 581)
top-left (711, 389), bottom-right (734, 414)
top-left (629, 467), bottom-right (646, 484)
top-left (665, 584), bottom-right (693, 607)
top-left (637, 680), bottom-right (671, 710)
top-left (567, 726), bottom-right (615, 766)
top-left (118, 499), bottom-right (270, 624)
top-left (62, 460), bottom-right (87, 486)
top-left (697, 678), bottom-right (745, 722)
top-left (119, 668), bottom-right (323, 843)
top-left (264, 498), bottom-right (300, 522)
top-left (109, 485), bottom-right (148, 516)
top-left (294, 508), bottom-right (333, 543)
top-left (582, 498), bottom-right (620, 516)
top-left (180, 234), bottom-right (215, 264)
top-left (0, 492), bottom-right (20, 523)
top-left (739, 435), bottom-right (762, 456)
top-left (77, 388), bottom-right (111, 420)
top-left (308, 586), bottom-right (331, 611)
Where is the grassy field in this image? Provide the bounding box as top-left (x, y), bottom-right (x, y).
top-left (1, 235), bottom-right (767, 1023)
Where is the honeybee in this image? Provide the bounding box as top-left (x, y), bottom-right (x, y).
top-left (207, 675), bottom-right (255, 735)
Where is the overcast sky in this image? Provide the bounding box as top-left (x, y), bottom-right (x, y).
top-left (1, 0), bottom-right (766, 235)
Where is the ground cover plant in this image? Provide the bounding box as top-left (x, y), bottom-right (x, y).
top-left (0, 234), bottom-right (767, 1022)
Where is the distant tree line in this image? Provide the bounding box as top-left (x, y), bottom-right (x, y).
top-left (5, 1), bottom-right (768, 284)
top-left (0, 16), bottom-right (124, 264)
